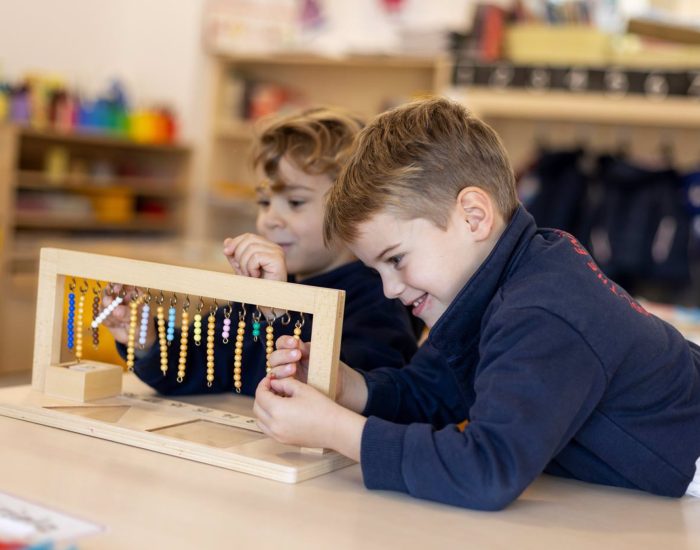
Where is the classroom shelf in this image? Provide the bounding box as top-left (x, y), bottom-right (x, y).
top-left (14, 212), bottom-right (174, 231)
top-left (18, 127), bottom-right (189, 153)
top-left (199, 53), bottom-right (451, 242)
top-left (456, 88), bottom-right (700, 128)
top-left (0, 125), bottom-right (191, 277)
top-left (16, 170), bottom-right (185, 198)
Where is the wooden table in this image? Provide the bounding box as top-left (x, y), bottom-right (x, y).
top-left (1, 383), bottom-right (699, 549)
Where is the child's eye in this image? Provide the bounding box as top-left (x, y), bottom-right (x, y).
top-left (288, 200), bottom-right (306, 209)
top-left (256, 199), bottom-right (270, 208)
top-left (388, 254), bottom-right (404, 269)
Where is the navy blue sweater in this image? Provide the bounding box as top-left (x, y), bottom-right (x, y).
top-left (122, 261), bottom-right (417, 396)
top-left (360, 206), bottom-right (700, 510)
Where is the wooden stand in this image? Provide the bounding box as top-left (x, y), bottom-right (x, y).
top-left (0, 248), bottom-right (353, 483)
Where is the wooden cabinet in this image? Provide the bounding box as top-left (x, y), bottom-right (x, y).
top-left (0, 126), bottom-right (191, 373)
top-left (0, 126), bottom-right (191, 275)
top-left (197, 53), bottom-right (451, 242)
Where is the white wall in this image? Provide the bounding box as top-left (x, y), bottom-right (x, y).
top-left (0, 0), bottom-right (208, 142)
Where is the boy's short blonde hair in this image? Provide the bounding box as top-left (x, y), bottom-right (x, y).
top-left (252, 107), bottom-right (364, 185)
top-left (324, 96), bottom-right (518, 244)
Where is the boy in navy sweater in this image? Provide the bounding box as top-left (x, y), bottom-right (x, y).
top-left (256, 97), bottom-right (700, 509)
top-left (104, 107), bottom-right (418, 396)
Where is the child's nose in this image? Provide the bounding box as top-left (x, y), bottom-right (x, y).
top-left (382, 276), bottom-right (405, 300)
top-left (262, 209), bottom-right (285, 229)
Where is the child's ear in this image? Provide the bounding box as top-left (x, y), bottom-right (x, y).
top-left (456, 187), bottom-right (495, 241)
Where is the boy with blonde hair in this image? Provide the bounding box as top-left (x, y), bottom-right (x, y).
top-left (256, 97), bottom-right (700, 510)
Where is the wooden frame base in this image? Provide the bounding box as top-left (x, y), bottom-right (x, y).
top-left (0, 379), bottom-right (354, 483)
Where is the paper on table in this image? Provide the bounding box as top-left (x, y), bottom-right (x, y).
top-left (0, 491), bottom-right (103, 546)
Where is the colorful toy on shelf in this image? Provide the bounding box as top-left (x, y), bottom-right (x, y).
top-left (0, 74), bottom-right (178, 143)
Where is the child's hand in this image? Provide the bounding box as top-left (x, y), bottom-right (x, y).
top-left (266, 335), bottom-right (310, 382)
top-left (254, 375), bottom-right (365, 459)
top-left (253, 375), bottom-right (339, 449)
top-left (222, 233), bottom-right (287, 282)
top-left (101, 285), bottom-right (153, 347)
top-left (267, 336), bottom-right (367, 414)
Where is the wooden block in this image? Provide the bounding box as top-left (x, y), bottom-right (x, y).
top-left (44, 361), bottom-right (123, 402)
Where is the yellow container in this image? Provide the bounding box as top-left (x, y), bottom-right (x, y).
top-left (505, 24), bottom-right (612, 65)
top-left (91, 188), bottom-right (135, 223)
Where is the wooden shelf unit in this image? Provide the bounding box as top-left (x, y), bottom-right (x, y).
top-left (198, 52), bottom-right (451, 242)
top-left (0, 125), bottom-right (191, 276)
top-left (0, 126), bottom-right (192, 376)
top-left (452, 87), bottom-right (700, 170)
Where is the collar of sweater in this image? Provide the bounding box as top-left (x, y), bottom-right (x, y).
top-left (428, 205), bottom-right (537, 355)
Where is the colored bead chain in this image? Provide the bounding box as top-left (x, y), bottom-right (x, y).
top-left (91, 282), bottom-right (101, 349)
top-left (206, 303), bottom-right (217, 387)
top-left (66, 279), bottom-right (76, 350)
top-left (139, 290), bottom-right (152, 348)
top-left (193, 297), bottom-right (204, 346)
top-left (91, 285), bottom-right (124, 328)
top-left (74, 281), bottom-right (88, 362)
top-left (167, 294), bottom-right (177, 346)
top-left (233, 304), bottom-right (246, 394)
top-left (156, 293), bottom-right (168, 375)
top-left (177, 295), bottom-right (190, 383)
top-left (265, 315), bottom-right (275, 374)
top-left (126, 291), bottom-right (141, 371)
top-left (252, 308), bottom-right (262, 342)
top-left (294, 312), bottom-right (305, 341)
top-left (222, 302), bottom-right (232, 344)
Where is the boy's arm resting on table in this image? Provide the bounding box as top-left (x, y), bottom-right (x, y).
top-left (360, 307), bottom-right (607, 511)
top-left (358, 342), bottom-right (470, 427)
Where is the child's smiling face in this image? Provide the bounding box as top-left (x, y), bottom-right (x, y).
top-left (256, 155), bottom-right (353, 280)
top-left (349, 191), bottom-right (503, 327)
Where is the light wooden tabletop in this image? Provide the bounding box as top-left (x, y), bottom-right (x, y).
top-left (1, 384), bottom-right (699, 549)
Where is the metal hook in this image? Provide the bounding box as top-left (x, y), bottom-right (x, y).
top-left (223, 301), bottom-right (233, 318)
top-left (170, 293), bottom-right (178, 307)
top-left (69, 277), bottom-right (77, 291)
top-left (144, 288), bottom-right (152, 304)
top-left (156, 290), bottom-right (165, 305)
top-left (239, 303), bottom-right (247, 321)
top-left (280, 310), bottom-right (292, 325)
top-left (210, 299), bottom-right (219, 316)
top-left (92, 281), bottom-right (102, 295)
top-left (183, 294), bottom-right (190, 310)
top-left (197, 296), bottom-right (204, 313)
top-left (295, 312), bottom-right (305, 329)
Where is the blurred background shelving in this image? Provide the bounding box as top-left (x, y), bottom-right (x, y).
top-left (0, 125), bottom-right (191, 276)
top-left (198, 52), bottom-right (451, 242)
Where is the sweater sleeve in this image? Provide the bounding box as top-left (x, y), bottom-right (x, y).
top-left (360, 343), bottom-right (470, 427)
top-left (360, 307), bottom-right (608, 510)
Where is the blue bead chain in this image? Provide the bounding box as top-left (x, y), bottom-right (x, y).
top-left (66, 292), bottom-right (76, 350)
